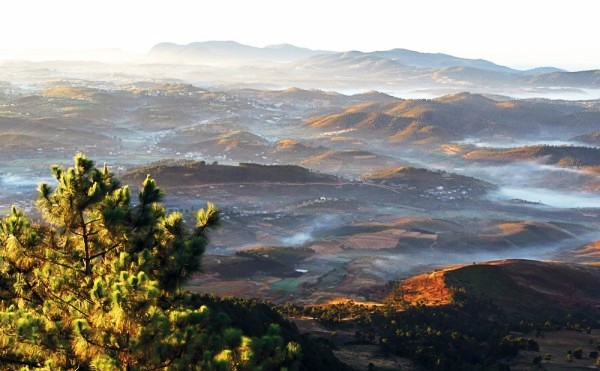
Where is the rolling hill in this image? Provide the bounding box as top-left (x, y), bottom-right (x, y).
top-left (268, 139), bottom-right (328, 161)
top-left (300, 149), bottom-right (402, 174)
top-left (305, 93), bottom-right (600, 144)
top-left (123, 161), bottom-right (340, 187)
top-left (395, 259), bottom-right (600, 317)
top-left (559, 240), bottom-right (600, 264)
top-left (0, 133), bottom-right (62, 152)
top-left (522, 69), bottom-right (600, 87)
top-left (463, 145), bottom-right (600, 166)
top-left (235, 87), bottom-right (399, 106)
top-left (318, 218), bottom-right (580, 256)
top-left (360, 166), bottom-right (493, 190)
top-left (159, 130), bottom-right (270, 158)
top-left (573, 130), bottom-right (600, 146)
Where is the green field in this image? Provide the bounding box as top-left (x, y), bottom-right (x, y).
top-left (271, 279), bottom-right (303, 293)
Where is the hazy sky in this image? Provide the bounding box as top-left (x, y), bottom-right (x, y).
top-left (1, 0), bottom-right (598, 70)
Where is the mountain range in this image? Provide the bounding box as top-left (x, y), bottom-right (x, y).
top-left (305, 92), bottom-right (600, 144)
top-left (147, 40), bottom-right (561, 74)
top-left (147, 40), bottom-right (334, 64)
top-left (145, 41), bottom-right (600, 90)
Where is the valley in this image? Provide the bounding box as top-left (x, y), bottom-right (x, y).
top-left (1, 43), bottom-right (600, 369)
top-left (3, 77), bottom-right (600, 302)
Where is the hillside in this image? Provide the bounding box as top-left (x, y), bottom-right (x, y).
top-left (292, 51), bottom-right (409, 76)
top-left (159, 130), bottom-right (270, 157)
top-left (360, 166), bottom-right (493, 190)
top-left (236, 87), bottom-right (399, 106)
top-left (573, 130), bottom-right (600, 146)
top-left (395, 259), bottom-right (600, 317)
top-left (522, 69), bottom-right (600, 87)
top-left (301, 149), bottom-right (392, 164)
top-left (463, 145), bottom-right (600, 166)
top-left (305, 93), bottom-right (600, 144)
top-left (268, 139), bottom-right (328, 160)
top-left (0, 133), bottom-right (61, 152)
top-left (300, 149), bottom-right (401, 174)
top-left (320, 219), bottom-right (579, 256)
top-left (559, 240), bottom-right (600, 264)
top-left (123, 161), bottom-right (340, 187)
top-left (371, 48), bottom-right (516, 72)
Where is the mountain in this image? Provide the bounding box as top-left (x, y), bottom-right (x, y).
top-left (268, 139), bottom-right (328, 160)
top-left (573, 131), bottom-right (600, 146)
top-left (292, 49), bottom-right (578, 84)
top-left (146, 41), bottom-right (560, 75)
top-left (146, 41), bottom-right (334, 64)
top-left (158, 130), bottom-right (270, 158)
top-left (292, 51), bottom-right (409, 75)
top-left (559, 240), bottom-right (600, 264)
top-left (522, 66), bottom-right (567, 75)
top-left (522, 69), bottom-right (600, 87)
top-left (305, 92), bottom-right (600, 144)
top-left (235, 87), bottom-right (399, 105)
top-left (360, 166), bottom-right (493, 190)
top-left (0, 133), bottom-right (61, 154)
top-left (395, 259), bottom-right (600, 317)
top-left (371, 48), bottom-right (516, 72)
top-left (143, 41), bottom-right (600, 89)
top-left (300, 149), bottom-right (402, 175)
top-left (123, 161), bottom-right (340, 187)
top-left (463, 145), bottom-right (600, 166)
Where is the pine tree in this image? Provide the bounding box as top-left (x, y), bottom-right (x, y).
top-left (0, 154), bottom-right (299, 370)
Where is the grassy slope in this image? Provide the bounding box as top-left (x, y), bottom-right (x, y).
top-left (398, 259), bottom-right (600, 319)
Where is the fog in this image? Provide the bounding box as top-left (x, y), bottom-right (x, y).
top-left (280, 214), bottom-right (343, 246)
top-left (491, 187), bottom-right (600, 208)
top-left (455, 161), bottom-right (600, 208)
top-left (458, 138), bottom-right (592, 148)
top-left (369, 232), bottom-right (600, 279)
top-left (446, 160), bottom-right (600, 205)
top-left (332, 87), bottom-right (600, 101)
top-left (0, 173), bottom-right (48, 188)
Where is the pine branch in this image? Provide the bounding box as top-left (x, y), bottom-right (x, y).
top-left (88, 242), bottom-right (122, 260)
top-left (0, 355), bottom-right (42, 367)
top-left (36, 278), bottom-right (89, 317)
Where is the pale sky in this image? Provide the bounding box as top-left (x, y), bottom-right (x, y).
top-left (1, 0), bottom-right (598, 70)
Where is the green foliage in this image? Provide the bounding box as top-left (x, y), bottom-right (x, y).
top-left (279, 291), bottom-right (600, 370)
top-left (0, 154), bottom-right (298, 370)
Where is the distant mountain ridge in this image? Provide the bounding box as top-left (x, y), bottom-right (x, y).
top-left (146, 40), bottom-right (567, 74)
top-left (147, 40), bottom-right (334, 64)
top-left (145, 41), bottom-right (600, 89)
